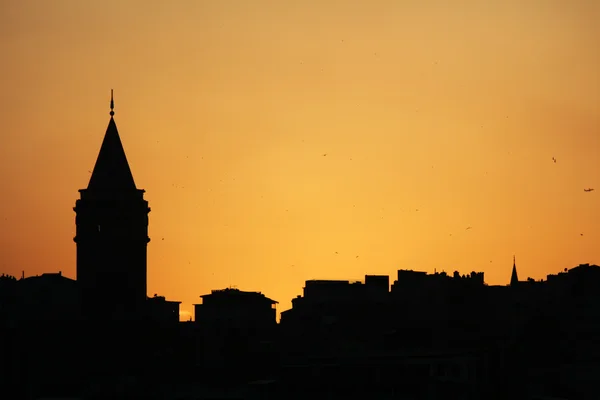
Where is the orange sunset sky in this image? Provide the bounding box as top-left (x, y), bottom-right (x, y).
top-left (1, 0), bottom-right (599, 321)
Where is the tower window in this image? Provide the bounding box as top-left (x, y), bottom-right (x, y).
top-left (98, 225), bottom-right (101, 232)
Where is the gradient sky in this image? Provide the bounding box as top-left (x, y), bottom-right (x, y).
top-left (1, 0), bottom-right (599, 321)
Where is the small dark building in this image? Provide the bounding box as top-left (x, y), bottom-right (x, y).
top-left (0, 271), bottom-right (80, 325)
top-left (194, 288), bottom-right (278, 377)
top-left (365, 275), bottom-right (390, 301)
top-left (279, 275), bottom-right (392, 358)
top-left (281, 274), bottom-right (390, 322)
top-left (194, 288), bottom-right (278, 330)
top-left (146, 295), bottom-right (181, 323)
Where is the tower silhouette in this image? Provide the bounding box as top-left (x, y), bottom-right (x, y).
top-left (73, 91), bottom-right (150, 320)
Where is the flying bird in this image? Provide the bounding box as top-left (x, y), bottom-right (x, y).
top-left (552, 157), bottom-right (557, 163)
top-left (584, 188), bottom-right (595, 192)
top-left (465, 227), bottom-right (472, 230)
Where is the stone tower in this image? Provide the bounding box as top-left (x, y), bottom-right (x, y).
top-left (73, 91), bottom-right (150, 320)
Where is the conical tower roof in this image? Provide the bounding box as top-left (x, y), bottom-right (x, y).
top-left (87, 90), bottom-right (137, 192)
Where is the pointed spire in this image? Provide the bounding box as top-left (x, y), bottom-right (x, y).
top-left (110, 89), bottom-right (114, 117)
top-left (510, 255), bottom-right (519, 287)
top-left (87, 91), bottom-right (137, 192)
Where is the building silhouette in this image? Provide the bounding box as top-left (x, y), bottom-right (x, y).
top-left (194, 288), bottom-right (279, 380)
top-left (5, 91), bottom-right (600, 399)
top-left (194, 288), bottom-right (278, 330)
top-left (73, 91), bottom-right (151, 321)
top-left (14, 271), bottom-right (79, 323)
top-left (147, 294), bottom-right (181, 323)
top-left (0, 271), bottom-right (79, 326)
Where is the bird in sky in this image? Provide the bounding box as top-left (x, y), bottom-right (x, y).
top-left (552, 157), bottom-right (557, 163)
top-left (584, 188), bottom-right (595, 192)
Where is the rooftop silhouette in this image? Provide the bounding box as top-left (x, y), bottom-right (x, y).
top-left (2, 93), bottom-right (599, 399)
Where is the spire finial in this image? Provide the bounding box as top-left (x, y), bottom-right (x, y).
top-left (110, 89), bottom-right (114, 117)
top-left (513, 255), bottom-right (516, 266)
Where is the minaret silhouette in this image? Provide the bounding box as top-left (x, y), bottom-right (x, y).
top-left (73, 91), bottom-right (151, 321)
top-left (510, 255), bottom-right (519, 287)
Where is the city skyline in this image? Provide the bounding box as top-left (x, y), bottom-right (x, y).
top-left (1, 0), bottom-right (600, 320)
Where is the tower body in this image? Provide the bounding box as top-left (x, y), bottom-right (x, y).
top-left (73, 104), bottom-right (150, 321)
